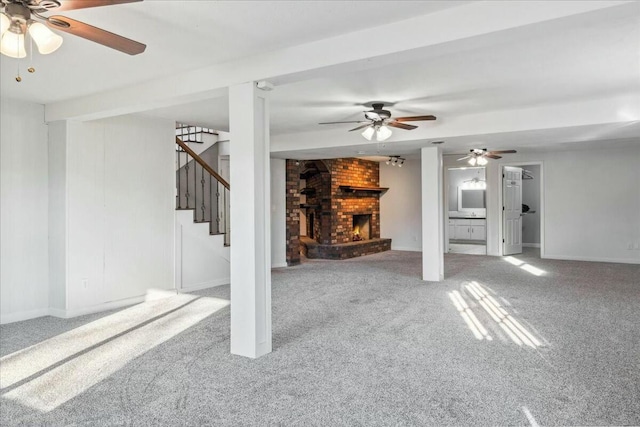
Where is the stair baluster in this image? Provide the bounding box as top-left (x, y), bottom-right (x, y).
top-left (175, 136), bottom-right (230, 244)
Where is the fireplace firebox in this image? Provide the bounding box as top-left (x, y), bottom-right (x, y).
top-left (352, 214), bottom-right (371, 241)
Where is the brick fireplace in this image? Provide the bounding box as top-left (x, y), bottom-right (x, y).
top-left (285, 158), bottom-right (391, 263)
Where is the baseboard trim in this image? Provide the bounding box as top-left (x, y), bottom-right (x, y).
top-left (1, 289), bottom-right (182, 324)
top-left (54, 294), bottom-right (149, 319)
top-left (543, 254), bottom-right (639, 265)
top-left (391, 246), bottom-right (421, 252)
top-left (179, 278), bottom-right (230, 293)
top-left (0, 308), bottom-right (50, 325)
top-left (271, 262), bottom-right (288, 269)
top-left (523, 243), bottom-right (541, 248)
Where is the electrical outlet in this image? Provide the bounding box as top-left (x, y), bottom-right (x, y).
top-left (635, 243), bottom-right (640, 250)
top-left (82, 278), bottom-right (89, 289)
top-left (413, 236), bottom-right (418, 242)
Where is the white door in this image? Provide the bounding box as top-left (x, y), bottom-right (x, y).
top-left (503, 166), bottom-right (523, 255)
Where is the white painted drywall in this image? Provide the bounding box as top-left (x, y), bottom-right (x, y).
top-left (0, 98), bottom-right (50, 323)
top-left (380, 159), bottom-right (422, 251)
top-left (48, 121), bottom-right (67, 313)
top-left (522, 165), bottom-right (541, 245)
top-left (175, 210), bottom-right (230, 292)
top-left (270, 158), bottom-right (287, 268)
top-left (64, 115), bottom-right (176, 314)
top-left (229, 82), bottom-right (272, 358)
top-left (421, 147), bottom-right (444, 281)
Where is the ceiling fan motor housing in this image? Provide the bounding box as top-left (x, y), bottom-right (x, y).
top-left (5, 2), bottom-right (31, 22)
top-left (366, 103), bottom-right (392, 121)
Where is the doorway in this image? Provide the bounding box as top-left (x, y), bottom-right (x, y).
top-left (446, 167), bottom-right (487, 255)
top-left (499, 162), bottom-right (544, 257)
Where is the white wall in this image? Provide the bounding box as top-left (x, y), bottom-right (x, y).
top-left (538, 148), bottom-right (639, 263)
top-left (0, 98), bottom-right (50, 323)
top-left (445, 145), bottom-right (640, 264)
top-left (48, 121), bottom-right (67, 313)
top-left (270, 158), bottom-right (287, 268)
top-left (62, 115), bottom-right (176, 315)
top-left (175, 210), bottom-right (230, 291)
top-left (522, 165), bottom-right (541, 245)
top-left (380, 159), bottom-right (422, 251)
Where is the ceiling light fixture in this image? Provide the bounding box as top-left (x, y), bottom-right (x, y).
top-left (376, 125), bottom-right (392, 141)
top-left (462, 177), bottom-right (486, 190)
top-left (386, 156), bottom-right (405, 167)
top-left (0, 20), bottom-right (25, 58)
top-left (361, 123), bottom-right (393, 142)
top-left (28, 21), bottom-right (62, 54)
top-left (1, 3), bottom-right (65, 81)
top-left (0, 10), bottom-right (63, 57)
top-left (361, 126), bottom-right (375, 141)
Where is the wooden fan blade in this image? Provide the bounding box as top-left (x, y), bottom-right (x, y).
top-left (488, 150), bottom-right (517, 154)
top-left (318, 121), bottom-right (368, 125)
top-left (46, 16), bottom-right (146, 55)
top-left (55, 0), bottom-right (143, 12)
top-left (387, 121), bottom-right (418, 130)
top-left (485, 154), bottom-right (502, 159)
top-left (394, 115), bottom-right (437, 122)
top-left (348, 124), bottom-right (373, 132)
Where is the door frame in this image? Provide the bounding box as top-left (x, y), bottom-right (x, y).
top-left (443, 166), bottom-right (487, 254)
top-left (498, 161), bottom-right (545, 258)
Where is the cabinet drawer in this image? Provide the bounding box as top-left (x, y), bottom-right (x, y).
top-left (453, 219), bottom-right (471, 225)
top-left (469, 219), bottom-right (486, 226)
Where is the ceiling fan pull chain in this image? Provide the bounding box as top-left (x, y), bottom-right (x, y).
top-left (28, 32), bottom-right (35, 74)
top-left (15, 34), bottom-right (21, 82)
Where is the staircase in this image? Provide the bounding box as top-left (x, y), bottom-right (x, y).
top-left (176, 136), bottom-right (230, 246)
top-left (175, 135), bottom-right (231, 292)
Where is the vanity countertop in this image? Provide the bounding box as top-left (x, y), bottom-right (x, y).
top-left (450, 216), bottom-right (486, 219)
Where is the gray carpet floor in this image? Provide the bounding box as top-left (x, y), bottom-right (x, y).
top-left (1, 249), bottom-right (639, 426)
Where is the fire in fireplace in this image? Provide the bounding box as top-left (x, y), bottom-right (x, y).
top-left (352, 214), bottom-right (371, 241)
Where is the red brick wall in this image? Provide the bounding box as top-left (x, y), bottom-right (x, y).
top-left (285, 157), bottom-right (383, 259)
top-left (285, 160), bottom-right (301, 266)
top-left (328, 158), bottom-right (380, 244)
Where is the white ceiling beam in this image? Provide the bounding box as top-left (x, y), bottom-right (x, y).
top-left (270, 93), bottom-right (640, 154)
top-left (45, 1), bottom-right (630, 122)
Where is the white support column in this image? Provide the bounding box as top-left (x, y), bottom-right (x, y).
top-left (421, 147), bottom-right (444, 281)
top-left (229, 82), bottom-right (272, 358)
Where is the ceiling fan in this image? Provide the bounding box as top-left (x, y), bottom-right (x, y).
top-left (0, 0), bottom-right (146, 60)
top-left (319, 103), bottom-right (436, 142)
top-left (457, 148), bottom-right (517, 166)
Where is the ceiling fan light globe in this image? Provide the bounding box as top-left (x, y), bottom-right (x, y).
top-left (1, 13), bottom-right (10, 37)
top-left (0, 29), bottom-right (26, 58)
top-left (468, 157), bottom-right (477, 166)
top-left (376, 125), bottom-right (392, 141)
top-left (28, 22), bottom-right (63, 54)
top-left (477, 156), bottom-right (488, 166)
top-left (361, 126), bottom-right (375, 141)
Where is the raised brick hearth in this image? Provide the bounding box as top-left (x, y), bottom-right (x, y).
top-left (286, 158), bottom-right (391, 263)
top-left (300, 236), bottom-right (392, 260)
